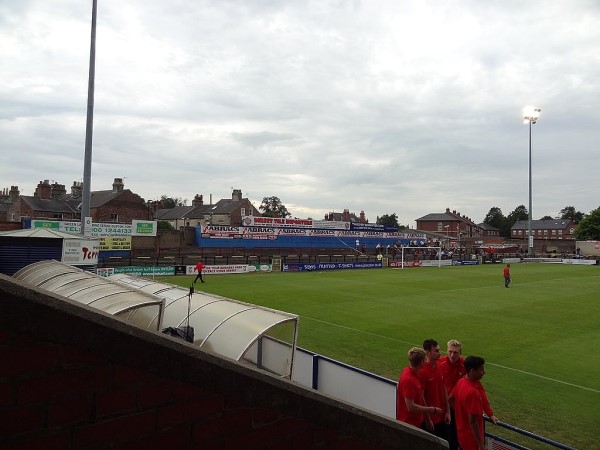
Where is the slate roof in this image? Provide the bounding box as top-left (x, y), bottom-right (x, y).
top-left (478, 223), bottom-right (500, 231)
top-left (90, 190), bottom-right (124, 208)
top-left (416, 213), bottom-right (454, 221)
top-left (154, 206), bottom-right (194, 220)
top-left (184, 205), bottom-right (213, 219)
top-left (20, 197), bottom-right (78, 214)
top-left (511, 219), bottom-right (575, 230)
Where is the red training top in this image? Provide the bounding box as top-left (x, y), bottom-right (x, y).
top-left (418, 361), bottom-right (447, 424)
top-left (452, 377), bottom-right (484, 450)
top-left (195, 262), bottom-right (205, 272)
top-left (439, 355), bottom-right (465, 395)
top-left (396, 366), bottom-right (424, 427)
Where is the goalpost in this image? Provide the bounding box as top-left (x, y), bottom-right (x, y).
top-left (399, 246), bottom-right (443, 268)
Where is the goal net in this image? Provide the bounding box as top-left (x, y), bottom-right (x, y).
top-left (398, 246), bottom-right (443, 268)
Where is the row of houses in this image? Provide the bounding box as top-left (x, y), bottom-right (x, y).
top-left (0, 179), bottom-right (260, 229)
top-left (416, 208), bottom-right (577, 242)
top-left (1, 180), bottom-right (577, 242)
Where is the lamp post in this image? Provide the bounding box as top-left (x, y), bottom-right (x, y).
top-left (523, 107), bottom-right (541, 258)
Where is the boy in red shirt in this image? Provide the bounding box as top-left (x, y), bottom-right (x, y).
top-left (194, 261), bottom-right (205, 283)
top-left (449, 356), bottom-right (487, 450)
top-left (396, 347), bottom-right (443, 427)
top-left (419, 339), bottom-right (451, 438)
top-left (504, 264), bottom-right (511, 287)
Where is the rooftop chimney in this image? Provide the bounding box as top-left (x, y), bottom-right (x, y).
top-left (71, 181), bottom-right (83, 198)
top-left (232, 189), bottom-right (242, 201)
top-left (34, 180), bottom-right (52, 199)
top-left (192, 194), bottom-right (204, 207)
top-left (112, 178), bottom-right (124, 192)
top-left (9, 186), bottom-right (20, 203)
top-left (51, 182), bottom-right (67, 199)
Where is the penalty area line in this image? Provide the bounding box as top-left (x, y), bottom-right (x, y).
top-left (301, 316), bottom-right (600, 394)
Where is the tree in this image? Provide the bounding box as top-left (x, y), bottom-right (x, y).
top-left (540, 215), bottom-right (553, 220)
top-left (376, 213), bottom-right (399, 229)
top-left (157, 220), bottom-right (174, 231)
top-left (483, 207), bottom-right (505, 230)
top-left (559, 206), bottom-right (584, 223)
top-left (501, 205), bottom-right (529, 238)
top-left (259, 196), bottom-right (291, 218)
top-left (160, 195), bottom-right (187, 209)
top-left (573, 207), bottom-right (600, 240)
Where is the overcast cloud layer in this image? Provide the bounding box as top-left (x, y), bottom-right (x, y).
top-left (1, 0), bottom-right (599, 227)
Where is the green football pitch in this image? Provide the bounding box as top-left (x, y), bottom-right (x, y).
top-left (159, 263), bottom-right (599, 449)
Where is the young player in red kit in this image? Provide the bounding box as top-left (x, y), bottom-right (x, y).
top-left (504, 264), bottom-right (511, 287)
top-left (449, 356), bottom-right (488, 450)
top-left (440, 340), bottom-right (498, 450)
top-left (419, 339), bottom-right (451, 439)
top-left (396, 347), bottom-right (443, 428)
top-left (194, 261), bottom-right (205, 283)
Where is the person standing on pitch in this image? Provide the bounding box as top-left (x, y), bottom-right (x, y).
top-left (194, 260), bottom-right (205, 283)
top-left (419, 339), bottom-right (451, 439)
top-left (503, 264), bottom-right (511, 287)
top-left (449, 356), bottom-right (488, 450)
top-left (396, 347), bottom-right (443, 428)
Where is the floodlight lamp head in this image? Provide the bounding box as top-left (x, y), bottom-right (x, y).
top-left (523, 106), bottom-right (541, 124)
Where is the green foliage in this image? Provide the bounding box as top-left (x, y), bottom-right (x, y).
top-left (157, 220), bottom-right (174, 230)
top-left (376, 213), bottom-right (399, 228)
top-left (161, 264), bottom-right (599, 450)
top-left (160, 195), bottom-right (187, 208)
top-left (573, 206), bottom-right (600, 240)
top-left (259, 196), bottom-right (291, 218)
top-left (559, 205), bottom-right (584, 223)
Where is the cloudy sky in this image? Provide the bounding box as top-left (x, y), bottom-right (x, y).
top-left (1, 0), bottom-right (599, 227)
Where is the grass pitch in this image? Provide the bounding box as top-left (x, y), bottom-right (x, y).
top-left (159, 263), bottom-right (599, 449)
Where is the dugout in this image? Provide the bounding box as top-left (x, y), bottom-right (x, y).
top-left (13, 260), bottom-right (164, 331)
top-left (0, 228), bottom-right (99, 276)
top-left (107, 274), bottom-right (298, 378)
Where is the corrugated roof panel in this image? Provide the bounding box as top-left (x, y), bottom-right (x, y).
top-left (13, 261), bottom-right (164, 331)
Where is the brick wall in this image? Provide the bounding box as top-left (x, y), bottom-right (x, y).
top-left (0, 275), bottom-right (447, 450)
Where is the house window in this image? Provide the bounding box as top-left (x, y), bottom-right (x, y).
top-left (53, 213), bottom-right (63, 220)
top-left (111, 213), bottom-right (118, 222)
top-left (437, 222), bottom-right (443, 231)
top-left (558, 230), bottom-right (563, 235)
top-left (241, 207), bottom-right (246, 216)
top-left (552, 230), bottom-right (556, 235)
top-left (543, 229), bottom-right (548, 235)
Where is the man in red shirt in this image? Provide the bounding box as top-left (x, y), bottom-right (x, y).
top-left (504, 264), bottom-right (511, 287)
top-left (439, 339), bottom-right (465, 450)
top-left (396, 347), bottom-right (443, 428)
top-left (193, 261), bottom-right (205, 283)
top-left (440, 340), bottom-right (498, 450)
top-left (419, 339), bottom-right (451, 439)
top-left (449, 356), bottom-right (487, 450)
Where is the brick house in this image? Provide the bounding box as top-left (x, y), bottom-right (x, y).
top-left (7, 178), bottom-right (148, 223)
top-left (510, 219), bottom-right (577, 241)
top-left (200, 189), bottom-right (260, 226)
top-left (415, 208), bottom-right (483, 238)
top-left (478, 222), bottom-right (501, 238)
top-left (0, 186), bottom-right (22, 222)
top-left (324, 209), bottom-right (367, 223)
top-left (90, 178), bottom-right (148, 223)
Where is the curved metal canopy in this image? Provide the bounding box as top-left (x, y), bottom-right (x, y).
top-left (12, 260), bottom-right (298, 378)
top-left (13, 260), bottom-right (164, 330)
top-left (109, 274), bottom-right (298, 377)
